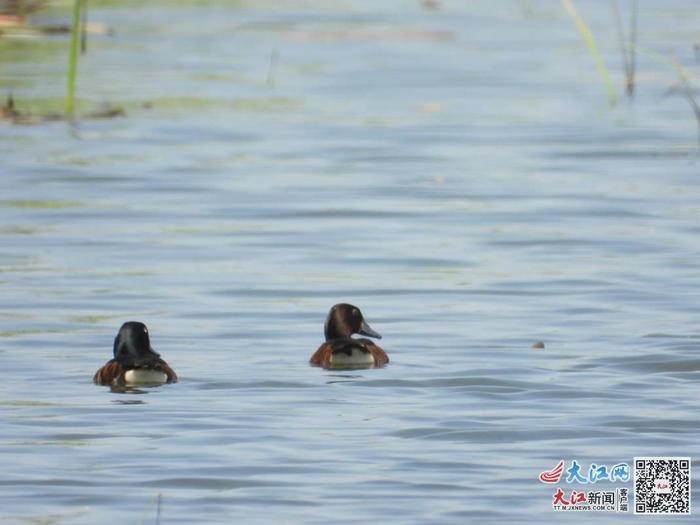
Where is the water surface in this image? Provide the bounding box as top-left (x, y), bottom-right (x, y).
top-left (1, 1), bottom-right (699, 523)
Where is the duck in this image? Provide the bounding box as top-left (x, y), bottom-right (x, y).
top-left (309, 303), bottom-right (389, 369)
top-left (93, 321), bottom-right (177, 386)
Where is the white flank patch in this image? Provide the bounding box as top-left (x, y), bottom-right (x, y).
top-left (329, 348), bottom-right (375, 367)
top-left (124, 369), bottom-right (168, 385)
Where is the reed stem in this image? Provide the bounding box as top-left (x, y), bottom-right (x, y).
top-left (562, 0), bottom-right (617, 107)
top-left (65, 0), bottom-right (83, 118)
top-left (612, 0), bottom-right (638, 97)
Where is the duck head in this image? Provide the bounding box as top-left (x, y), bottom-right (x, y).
top-left (113, 321), bottom-right (160, 365)
top-left (324, 303), bottom-right (382, 341)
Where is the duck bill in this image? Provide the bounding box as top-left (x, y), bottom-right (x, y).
top-left (359, 320), bottom-right (382, 339)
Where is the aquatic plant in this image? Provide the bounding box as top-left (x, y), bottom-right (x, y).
top-left (137, 492), bottom-right (162, 525)
top-left (672, 59), bottom-right (700, 147)
top-left (561, 0), bottom-right (617, 107)
top-left (65, 0), bottom-right (85, 117)
top-left (635, 47), bottom-right (700, 147)
top-left (682, 89), bottom-right (700, 147)
top-left (0, 1), bottom-right (48, 21)
top-left (611, 0), bottom-right (638, 97)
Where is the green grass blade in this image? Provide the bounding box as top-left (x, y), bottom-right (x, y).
top-left (65, 0), bottom-right (83, 117)
top-left (562, 0), bottom-right (617, 107)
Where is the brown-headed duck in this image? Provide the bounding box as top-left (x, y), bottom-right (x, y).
top-left (310, 304), bottom-right (389, 369)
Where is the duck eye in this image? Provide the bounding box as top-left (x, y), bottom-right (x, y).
top-left (143, 327), bottom-right (148, 333)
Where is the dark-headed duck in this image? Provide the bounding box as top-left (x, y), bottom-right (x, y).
top-left (93, 321), bottom-right (177, 386)
top-left (310, 304), bottom-right (389, 369)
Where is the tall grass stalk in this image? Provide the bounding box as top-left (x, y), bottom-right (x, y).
top-left (682, 90), bottom-right (700, 147)
top-left (65, 0), bottom-right (83, 118)
top-left (635, 48), bottom-right (700, 146)
top-left (634, 48), bottom-right (699, 89)
top-left (611, 0), bottom-right (638, 96)
top-left (672, 59), bottom-right (700, 147)
top-left (137, 493), bottom-right (163, 525)
top-left (562, 0), bottom-right (617, 107)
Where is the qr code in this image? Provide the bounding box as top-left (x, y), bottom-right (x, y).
top-left (634, 457), bottom-right (691, 514)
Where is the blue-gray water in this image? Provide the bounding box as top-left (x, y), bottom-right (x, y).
top-left (1, 1), bottom-right (699, 523)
